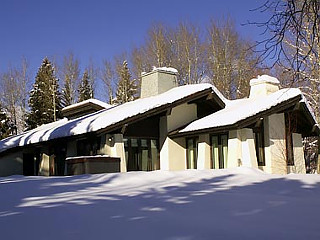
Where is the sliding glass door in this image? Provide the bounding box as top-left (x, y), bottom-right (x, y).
top-left (186, 138), bottom-right (199, 169)
top-left (124, 138), bottom-right (159, 171)
top-left (211, 134), bottom-right (228, 169)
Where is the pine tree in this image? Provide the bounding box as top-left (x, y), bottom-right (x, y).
top-left (26, 57), bottom-right (62, 130)
top-left (114, 61), bottom-right (137, 104)
top-left (0, 102), bottom-right (11, 140)
top-left (78, 70), bottom-right (93, 102)
top-left (62, 75), bottom-right (73, 106)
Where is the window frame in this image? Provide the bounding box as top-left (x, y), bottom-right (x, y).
top-left (186, 137), bottom-right (199, 169)
top-left (253, 121), bottom-right (266, 166)
top-left (210, 133), bottom-right (228, 169)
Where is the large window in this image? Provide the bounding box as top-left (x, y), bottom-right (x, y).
top-left (285, 113), bottom-right (294, 166)
top-left (124, 138), bottom-right (159, 171)
top-left (77, 135), bottom-right (101, 156)
top-left (253, 122), bottom-right (265, 166)
top-left (211, 134), bottom-right (228, 169)
top-left (186, 138), bottom-right (199, 169)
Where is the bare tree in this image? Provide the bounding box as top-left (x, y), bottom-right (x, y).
top-left (206, 18), bottom-right (260, 99)
top-left (0, 58), bottom-right (29, 134)
top-left (86, 58), bottom-right (98, 98)
top-left (145, 23), bottom-right (173, 68)
top-left (253, 0), bottom-right (320, 82)
top-left (60, 52), bottom-right (80, 107)
top-left (172, 22), bottom-right (205, 85)
top-left (101, 60), bottom-right (116, 104)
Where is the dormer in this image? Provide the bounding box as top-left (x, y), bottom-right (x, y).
top-left (62, 99), bottom-right (112, 120)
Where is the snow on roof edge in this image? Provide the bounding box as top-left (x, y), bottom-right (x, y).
top-left (0, 83), bottom-right (216, 154)
top-left (62, 99), bottom-right (113, 112)
top-left (179, 88), bottom-right (306, 134)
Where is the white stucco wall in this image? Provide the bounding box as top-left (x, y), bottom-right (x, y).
top-left (160, 103), bottom-right (197, 171)
top-left (197, 134), bottom-right (211, 170)
top-left (102, 133), bottom-right (126, 172)
top-left (0, 151), bottom-right (23, 176)
top-left (167, 103), bottom-right (197, 132)
top-left (227, 129), bottom-right (257, 169)
top-left (227, 130), bottom-right (242, 168)
top-left (264, 113), bottom-right (287, 174)
top-left (292, 133), bottom-right (306, 174)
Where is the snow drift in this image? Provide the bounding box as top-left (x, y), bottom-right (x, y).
top-left (0, 167), bottom-right (320, 240)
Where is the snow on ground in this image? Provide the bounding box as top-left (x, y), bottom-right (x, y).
top-left (0, 167), bottom-right (320, 240)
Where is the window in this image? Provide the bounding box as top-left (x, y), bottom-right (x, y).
top-left (124, 138), bottom-right (159, 171)
top-left (210, 134), bottom-right (228, 169)
top-left (253, 121), bottom-right (265, 166)
top-left (285, 113), bottom-right (294, 166)
top-left (186, 138), bottom-right (199, 169)
top-left (77, 135), bottom-right (101, 156)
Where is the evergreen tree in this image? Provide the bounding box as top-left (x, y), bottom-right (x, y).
top-left (78, 70), bottom-right (93, 102)
top-left (0, 102), bottom-right (11, 140)
top-left (114, 61), bottom-right (137, 104)
top-left (62, 75), bottom-right (73, 106)
top-left (26, 57), bottom-right (62, 129)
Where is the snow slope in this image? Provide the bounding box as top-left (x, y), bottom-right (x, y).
top-left (0, 167), bottom-right (320, 240)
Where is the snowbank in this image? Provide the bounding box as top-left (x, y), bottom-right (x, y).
top-left (0, 167), bottom-right (319, 240)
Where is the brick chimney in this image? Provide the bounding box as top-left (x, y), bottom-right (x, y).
top-left (140, 67), bottom-right (178, 98)
top-left (249, 75), bottom-right (280, 99)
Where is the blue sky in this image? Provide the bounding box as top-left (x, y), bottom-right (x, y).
top-left (0, 0), bottom-right (268, 78)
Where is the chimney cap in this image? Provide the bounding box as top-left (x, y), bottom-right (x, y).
top-left (141, 66), bottom-right (178, 77)
top-left (250, 75), bottom-right (280, 86)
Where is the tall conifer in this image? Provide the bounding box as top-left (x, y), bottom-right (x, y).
top-left (26, 57), bottom-right (62, 129)
top-left (114, 61), bottom-right (137, 104)
top-left (78, 70), bottom-right (93, 102)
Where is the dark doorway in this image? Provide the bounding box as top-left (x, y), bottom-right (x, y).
top-left (23, 153), bottom-right (34, 176)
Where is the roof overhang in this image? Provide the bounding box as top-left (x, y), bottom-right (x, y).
top-left (169, 94), bottom-right (320, 138)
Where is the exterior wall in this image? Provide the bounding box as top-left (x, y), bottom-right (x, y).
top-left (0, 151), bottom-right (23, 176)
top-left (197, 134), bottom-right (211, 170)
top-left (291, 133), bottom-right (306, 174)
top-left (263, 113), bottom-right (287, 174)
top-left (103, 133), bottom-right (126, 172)
top-left (227, 130), bottom-right (242, 168)
top-left (160, 103), bottom-right (197, 171)
top-left (167, 103), bottom-right (197, 132)
top-left (227, 129), bottom-right (257, 168)
top-left (166, 137), bottom-right (186, 170)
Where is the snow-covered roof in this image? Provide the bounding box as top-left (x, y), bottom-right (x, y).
top-left (179, 88), bottom-right (311, 134)
top-left (152, 66), bottom-right (178, 74)
top-left (0, 83), bottom-right (219, 153)
top-left (62, 99), bottom-right (113, 112)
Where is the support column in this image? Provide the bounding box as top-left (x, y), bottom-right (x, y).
top-left (111, 134), bottom-right (127, 172)
top-left (292, 133), bottom-right (306, 173)
top-left (197, 134), bottom-right (211, 169)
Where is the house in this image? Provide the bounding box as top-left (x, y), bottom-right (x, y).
top-left (0, 67), bottom-right (318, 176)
